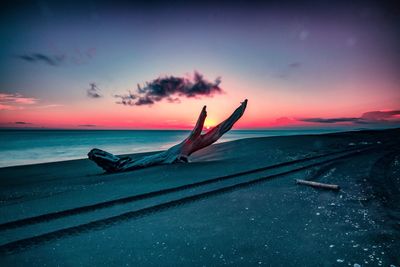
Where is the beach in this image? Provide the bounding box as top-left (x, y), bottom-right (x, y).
top-left (0, 128), bottom-right (399, 266)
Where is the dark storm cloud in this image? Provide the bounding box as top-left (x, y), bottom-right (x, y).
top-left (17, 53), bottom-right (65, 66)
top-left (87, 83), bottom-right (102, 98)
top-left (114, 72), bottom-right (222, 106)
top-left (299, 110), bottom-right (400, 125)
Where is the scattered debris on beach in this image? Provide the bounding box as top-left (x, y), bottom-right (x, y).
top-left (295, 179), bottom-right (340, 191)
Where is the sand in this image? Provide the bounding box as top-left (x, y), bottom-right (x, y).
top-left (0, 128), bottom-right (399, 266)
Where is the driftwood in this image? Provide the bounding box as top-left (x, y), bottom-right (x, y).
top-left (295, 179), bottom-right (340, 191)
top-left (88, 99), bottom-right (248, 173)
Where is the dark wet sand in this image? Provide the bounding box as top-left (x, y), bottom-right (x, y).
top-left (0, 128), bottom-right (399, 266)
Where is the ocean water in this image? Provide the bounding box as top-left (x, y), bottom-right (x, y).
top-left (0, 129), bottom-right (340, 167)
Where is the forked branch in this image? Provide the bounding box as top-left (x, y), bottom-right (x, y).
top-left (88, 99), bottom-right (248, 172)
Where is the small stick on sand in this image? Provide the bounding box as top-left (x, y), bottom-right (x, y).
top-left (295, 179), bottom-right (340, 191)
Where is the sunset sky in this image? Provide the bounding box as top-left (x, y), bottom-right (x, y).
top-left (0, 0), bottom-right (399, 129)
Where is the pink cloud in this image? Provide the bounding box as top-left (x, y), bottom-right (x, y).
top-left (0, 104), bottom-right (16, 111)
top-left (0, 93), bottom-right (38, 110)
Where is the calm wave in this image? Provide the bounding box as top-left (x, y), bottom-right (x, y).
top-left (0, 129), bottom-right (340, 167)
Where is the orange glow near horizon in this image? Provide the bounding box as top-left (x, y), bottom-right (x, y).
top-left (0, 62), bottom-right (398, 131)
top-left (204, 117), bottom-right (217, 130)
top-left (1, 82), bottom-right (400, 130)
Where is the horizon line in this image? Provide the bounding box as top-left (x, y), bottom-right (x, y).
top-left (0, 126), bottom-right (398, 131)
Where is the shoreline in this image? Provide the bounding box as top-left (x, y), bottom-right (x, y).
top-left (0, 127), bottom-right (396, 169)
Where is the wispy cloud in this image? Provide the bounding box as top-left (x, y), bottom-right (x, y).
top-left (87, 83), bottom-right (102, 98)
top-left (71, 48), bottom-right (96, 65)
top-left (78, 124), bottom-right (96, 127)
top-left (299, 110), bottom-right (400, 125)
top-left (279, 62), bottom-right (302, 79)
top-left (15, 121), bottom-right (32, 125)
top-left (34, 104), bottom-right (64, 109)
top-left (114, 71), bottom-right (222, 106)
top-left (273, 117), bottom-right (298, 126)
top-left (0, 93), bottom-right (37, 104)
top-left (361, 110), bottom-right (400, 121)
top-left (0, 93), bottom-right (38, 110)
top-left (300, 117), bottom-right (361, 124)
top-left (0, 104), bottom-right (14, 110)
top-left (17, 47), bottom-right (96, 67)
top-left (288, 62), bottom-right (301, 68)
top-left (17, 53), bottom-right (65, 66)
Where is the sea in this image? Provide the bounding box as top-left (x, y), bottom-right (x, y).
top-left (0, 129), bottom-right (342, 168)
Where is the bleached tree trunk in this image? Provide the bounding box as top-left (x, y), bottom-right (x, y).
top-left (88, 99), bottom-right (247, 173)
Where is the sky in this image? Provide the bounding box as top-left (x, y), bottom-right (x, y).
top-left (0, 0), bottom-right (399, 130)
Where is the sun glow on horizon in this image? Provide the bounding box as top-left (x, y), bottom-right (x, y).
top-left (204, 117), bottom-right (217, 130)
